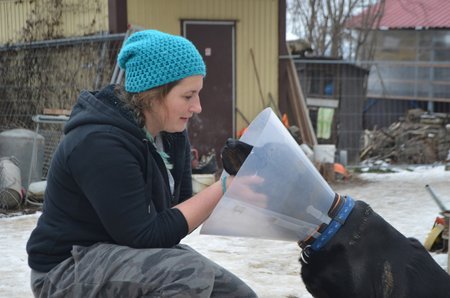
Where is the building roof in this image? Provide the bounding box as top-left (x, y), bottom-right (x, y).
top-left (348, 0), bottom-right (450, 29)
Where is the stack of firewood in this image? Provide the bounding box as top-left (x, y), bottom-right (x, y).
top-left (360, 109), bottom-right (450, 164)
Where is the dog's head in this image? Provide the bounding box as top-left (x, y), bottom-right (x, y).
top-left (221, 138), bottom-right (253, 175)
top-left (299, 200), bottom-right (368, 298)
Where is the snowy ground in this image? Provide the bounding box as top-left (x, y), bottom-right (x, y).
top-left (1, 165), bottom-right (449, 297)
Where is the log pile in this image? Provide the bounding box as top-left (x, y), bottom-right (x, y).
top-left (360, 109), bottom-right (450, 164)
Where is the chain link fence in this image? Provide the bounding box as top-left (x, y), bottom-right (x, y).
top-left (294, 59), bottom-right (450, 166)
top-left (0, 34), bottom-right (125, 209)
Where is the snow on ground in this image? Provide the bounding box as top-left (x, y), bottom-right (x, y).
top-left (1, 165), bottom-right (449, 298)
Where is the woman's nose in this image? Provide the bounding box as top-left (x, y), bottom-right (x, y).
top-left (190, 96), bottom-right (202, 114)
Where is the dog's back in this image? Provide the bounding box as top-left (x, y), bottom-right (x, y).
top-left (300, 200), bottom-right (450, 298)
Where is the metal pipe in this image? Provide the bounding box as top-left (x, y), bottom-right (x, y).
top-left (425, 184), bottom-right (447, 212)
top-left (0, 33), bottom-right (125, 51)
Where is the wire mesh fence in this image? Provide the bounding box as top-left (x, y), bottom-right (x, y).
top-left (293, 58), bottom-right (450, 166)
top-left (0, 34), bottom-right (125, 208)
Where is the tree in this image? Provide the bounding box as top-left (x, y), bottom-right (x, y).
top-left (288, 0), bottom-right (385, 61)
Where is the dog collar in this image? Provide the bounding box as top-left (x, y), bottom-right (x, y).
top-left (310, 196), bottom-right (355, 251)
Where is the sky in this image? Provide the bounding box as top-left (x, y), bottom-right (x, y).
top-left (1, 164), bottom-right (450, 297)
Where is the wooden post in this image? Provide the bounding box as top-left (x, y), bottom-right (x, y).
top-left (285, 44), bottom-right (317, 147)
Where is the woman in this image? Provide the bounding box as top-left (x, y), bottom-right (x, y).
top-left (27, 30), bottom-right (257, 297)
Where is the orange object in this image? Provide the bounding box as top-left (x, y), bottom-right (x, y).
top-left (237, 127), bottom-right (248, 138)
top-left (282, 113), bottom-right (289, 128)
top-left (334, 163), bottom-right (350, 179)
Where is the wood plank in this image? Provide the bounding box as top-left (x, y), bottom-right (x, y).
top-left (306, 97), bottom-right (339, 108)
top-left (367, 93), bottom-right (450, 103)
top-left (285, 44), bottom-right (317, 147)
top-left (43, 108), bottom-right (71, 116)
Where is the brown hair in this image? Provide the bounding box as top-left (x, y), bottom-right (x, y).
top-left (114, 81), bottom-right (179, 127)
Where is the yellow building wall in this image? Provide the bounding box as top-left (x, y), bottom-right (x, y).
top-left (127, 0), bottom-right (279, 132)
top-left (0, 0), bottom-right (109, 44)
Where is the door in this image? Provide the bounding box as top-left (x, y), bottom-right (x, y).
top-left (183, 21), bottom-right (235, 169)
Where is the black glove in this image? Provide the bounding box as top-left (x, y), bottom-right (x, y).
top-left (221, 138), bottom-right (253, 175)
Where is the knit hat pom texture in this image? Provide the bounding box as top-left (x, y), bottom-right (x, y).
top-left (118, 30), bottom-right (206, 93)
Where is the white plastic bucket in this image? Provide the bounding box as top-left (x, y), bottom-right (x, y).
top-left (0, 157), bottom-right (23, 209)
top-left (201, 108), bottom-right (335, 241)
top-left (0, 129), bottom-right (45, 189)
top-left (192, 174), bottom-right (216, 194)
top-left (313, 144), bottom-right (336, 163)
top-left (300, 143), bottom-right (314, 161)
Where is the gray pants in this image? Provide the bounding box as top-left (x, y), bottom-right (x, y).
top-left (30, 243), bottom-right (257, 298)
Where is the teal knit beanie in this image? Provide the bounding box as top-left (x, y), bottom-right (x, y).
top-left (118, 30), bottom-right (206, 93)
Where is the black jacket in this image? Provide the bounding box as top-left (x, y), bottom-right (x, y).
top-left (27, 85), bottom-right (192, 272)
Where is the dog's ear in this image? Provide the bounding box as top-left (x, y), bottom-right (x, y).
top-left (221, 138), bottom-right (253, 175)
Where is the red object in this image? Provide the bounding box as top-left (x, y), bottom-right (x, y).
top-left (435, 216), bottom-right (446, 226)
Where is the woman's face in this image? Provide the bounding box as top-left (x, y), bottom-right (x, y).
top-left (145, 75), bottom-right (203, 135)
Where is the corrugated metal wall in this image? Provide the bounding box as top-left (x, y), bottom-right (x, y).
top-left (60, 0), bottom-right (109, 37)
top-left (0, 0), bottom-right (33, 43)
top-left (0, 0), bottom-right (109, 44)
top-left (127, 0), bottom-right (279, 131)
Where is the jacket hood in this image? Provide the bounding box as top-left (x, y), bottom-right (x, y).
top-left (64, 85), bottom-right (143, 139)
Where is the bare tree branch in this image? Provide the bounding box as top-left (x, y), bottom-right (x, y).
top-left (288, 0), bottom-right (385, 60)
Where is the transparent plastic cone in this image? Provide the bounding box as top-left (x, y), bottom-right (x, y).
top-left (200, 108), bottom-right (335, 241)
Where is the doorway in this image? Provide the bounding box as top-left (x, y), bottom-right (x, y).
top-left (183, 21), bottom-right (236, 170)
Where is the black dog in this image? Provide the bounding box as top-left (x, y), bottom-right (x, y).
top-left (221, 139), bottom-right (450, 298)
top-left (299, 198), bottom-right (450, 298)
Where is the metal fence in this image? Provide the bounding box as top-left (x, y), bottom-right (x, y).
top-left (294, 58), bottom-right (450, 165)
top-left (0, 34), bottom-right (125, 187)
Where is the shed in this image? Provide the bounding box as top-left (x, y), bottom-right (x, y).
top-left (295, 58), bottom-right (369, 164)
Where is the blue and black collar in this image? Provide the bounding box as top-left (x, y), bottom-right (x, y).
top-left (299, 194), bottom-right (355, 251)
